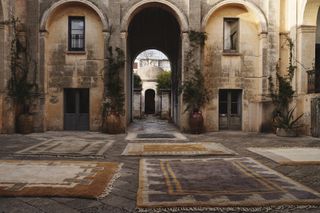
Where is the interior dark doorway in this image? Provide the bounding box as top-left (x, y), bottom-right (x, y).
top-left (145, 89), bottom-right (156, 114)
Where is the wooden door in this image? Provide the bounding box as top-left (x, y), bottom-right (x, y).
top-left (64, 89), bottom-right (89, 130)
top-left (219, 90), bottom-right (242, 130)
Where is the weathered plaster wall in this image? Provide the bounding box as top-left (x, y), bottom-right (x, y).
top-left (0, 0), bottom-right (16, 133)
top-left (203, 5), bottom-right (262, 131)
top-left (44, 3), bottom-right (104, 131)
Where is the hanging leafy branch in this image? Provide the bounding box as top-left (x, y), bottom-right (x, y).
top-left (5, 16), bottom-right (38, 114)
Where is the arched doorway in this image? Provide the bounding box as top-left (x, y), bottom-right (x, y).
top-left (145, 89), bottom-right (155, 114)
top-left (126, 3), bottom-right (182, 126)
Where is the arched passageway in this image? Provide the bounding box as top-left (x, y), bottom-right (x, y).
top-left (126, 3), bottom-right (182, 125)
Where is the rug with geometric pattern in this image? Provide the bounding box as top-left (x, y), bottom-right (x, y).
top-left (137, 157), bottom-right (320, 208)
top-left (122, 143), bottom-right (236, 156)
top-left (15, 138), bottom-right (115, 158)
top-left (0, 160), bottom-right (122, 198)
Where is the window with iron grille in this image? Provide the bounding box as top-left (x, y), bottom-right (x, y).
top-left (69, 17), bottom-right (85, 51)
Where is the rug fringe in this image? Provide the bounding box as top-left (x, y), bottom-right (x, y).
top-left (135, 205), bottom-right (320, 213)
top-left (98, 163), bottom-right (123, 199)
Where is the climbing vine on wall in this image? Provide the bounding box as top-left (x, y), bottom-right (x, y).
top-left (5, 16), bottom-right (38, 114)
top-left (268, 36), bottom-right (303, 129)
top-left (102, 47), bottom-right (125, 116)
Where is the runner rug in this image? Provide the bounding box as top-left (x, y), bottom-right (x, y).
top-left (248, 147), bottom-right (320, 165)
top-left (122, 142), bottom-right (236, 156)
top-left (137, 158), bottom-right (320, 208)
top-left (0, 160), bottom-right (122, 198)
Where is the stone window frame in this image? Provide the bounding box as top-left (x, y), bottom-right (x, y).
top-left (223, 17), bottom-right (239, 53)
top-left (68, 16), bottom-right (85, 51)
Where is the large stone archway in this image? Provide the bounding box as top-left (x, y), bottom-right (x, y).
top-left (40, 0), bottom-right (109, 31)
top-left (299, 0), bottom-right (320, 26)
top-left (40, 1), bottom-right (108, 131)
top-left (123, 2), bottom-right (187, 126)
top-left (203, 1), bottom-right (269, 132)
top-left (201, 0), bottom-right (268, 33)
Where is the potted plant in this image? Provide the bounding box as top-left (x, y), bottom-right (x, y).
top-left (269, 37), bottom-right (303, 136)
top-left (180, 31), bottom-right (211, 133)
top-left (273, 107), bottom-right (304, 137)
top-left (6, 17), bottom-right (38, 134)
top-left (101, 47), bottom-right (125, 134)
top-left (180, 68), bottom-right (210, 133)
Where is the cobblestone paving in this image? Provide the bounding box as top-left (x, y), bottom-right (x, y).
top-left (0, 117), bottom-right (320, 213)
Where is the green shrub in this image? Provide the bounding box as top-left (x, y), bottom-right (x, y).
top-left (156, 72), bottom-right (171, 93)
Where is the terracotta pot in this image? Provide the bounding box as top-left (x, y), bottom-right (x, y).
top-left (276, 128), bottom-right (297, 137)
top-left (17, 114), bottom-right (33, 134)
top-left (103, 112), bottom-right (125, 134)
top-left (189, 111), bottom-right (204, 134)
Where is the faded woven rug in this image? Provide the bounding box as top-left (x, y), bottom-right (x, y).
top-left (122, 142), bottom-right (236, 156)
top-left (15, 138), bottom-right (115, 158)
top-left (126, 132), bottom-right (188, 141)
top-left (137, 158), bottom-right (320, 208)
top-left (0, 160), bottom-right (122, 198)
top-left (248, 147), bottom-right (320, 165)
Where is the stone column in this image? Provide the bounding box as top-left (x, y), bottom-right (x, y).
top-left (0, 24), bottom-right (4, 133)
top-left (296, 25), bottom-right (316, 95)
top-left (120, 31), bottom-right (130, 125)
top-left (180, 32), bottom-right (189, 130)
top-left (259, 32), bottom-right (268, 96)
top-left (160, 89), bottom-right (171, 120)
top-left (133, 89), bottom-right (142, 119)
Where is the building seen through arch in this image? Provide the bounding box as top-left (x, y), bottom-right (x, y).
top-left (133, 49), bottom-right (171, 117)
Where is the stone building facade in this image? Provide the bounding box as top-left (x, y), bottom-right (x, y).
top-left (0, 0), bottom-right (319, 134)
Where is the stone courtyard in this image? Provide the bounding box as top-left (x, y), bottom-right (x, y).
top-left (0, 117), bottom-right (320, 213)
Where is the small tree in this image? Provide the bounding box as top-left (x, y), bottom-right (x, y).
top-left (156, 71), bottom-right (171, 93)
top-left (180, 68), bottom-right (210, 112)
top-left (133, 73), bottom-right (142, 89)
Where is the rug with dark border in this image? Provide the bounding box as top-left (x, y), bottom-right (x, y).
top-left (248, 147), bottom-right (320, 165)
top-left (137, 157), bottom-right (320, 208)
top-left (122, 142), bottom-right (236, 156)
top-left (0, 160), bottom-right (122, 198)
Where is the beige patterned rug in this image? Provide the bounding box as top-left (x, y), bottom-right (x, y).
top-left (0, 160), bottom-right (122, 198)
top-left (137, 157), bottom-right (320, 208)
top-left (248, 147), bottom-right (320, 165)
top-left (15, 138), bottom-right (115, 158)
top-left (122, 142), bottom-right (236, 156)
